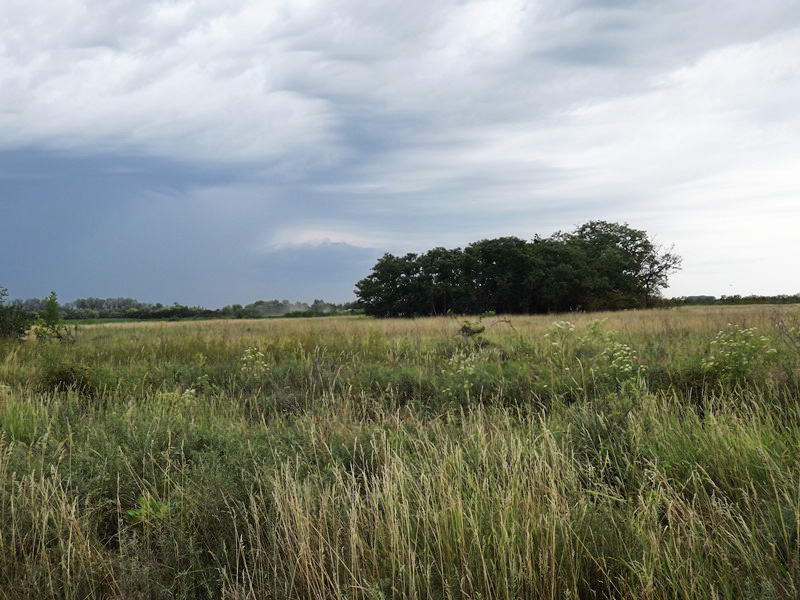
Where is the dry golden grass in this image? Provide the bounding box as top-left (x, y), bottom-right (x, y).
top-left (79, 303), bottom-right (798, 339)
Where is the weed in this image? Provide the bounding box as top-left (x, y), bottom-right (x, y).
top-left (125, 494), bottom-right (170, 528)
top-left (702, 324), bottom-right (778, 382)
top-left (240, 346), bottom-right (270, 379)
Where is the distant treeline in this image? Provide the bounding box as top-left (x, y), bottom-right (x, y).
top-left (355, 221), bottom-right (682, 317)
top-left (7, 296), bottom-right (353, 321)
top-left (660, 294), bottom-right (800, 307)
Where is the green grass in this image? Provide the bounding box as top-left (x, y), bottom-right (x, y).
top-left (0, 306), bottom-right (798, 599)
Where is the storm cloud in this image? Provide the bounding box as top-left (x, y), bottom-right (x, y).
top-left (2, 0), bottom-right (799, 305)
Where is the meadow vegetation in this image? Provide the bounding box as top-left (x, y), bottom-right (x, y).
top-left (0, 306), bottom-right (799, 599)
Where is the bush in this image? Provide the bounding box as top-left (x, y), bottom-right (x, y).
top-left (39, 360), bottom-right (105, 398)
top-left (0, 287), bottom-right (35, 340)
top-left (32, 291), bottom-right (75, 343)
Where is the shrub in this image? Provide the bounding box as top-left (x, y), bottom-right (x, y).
top-left (0, 287), bottom-right (35, 341)
top-left (459, 319), bottom-right (486, 338)
top-left (32, 291), bottom-right (76, 343)
top-left (39, 360), bottom-right (104, 397)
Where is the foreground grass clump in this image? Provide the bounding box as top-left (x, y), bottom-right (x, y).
top-left (0, 306), bottom-right (798, 599)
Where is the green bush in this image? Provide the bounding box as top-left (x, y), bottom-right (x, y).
top-left (39, 360), bottom-right (106, 398)
top-left (0, 287), bottom-right (35, 341)
top-left (32, 291), bottom-right (76, 343)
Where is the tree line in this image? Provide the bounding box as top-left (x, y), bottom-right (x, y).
top-left (355, 221), bottom-right (683, 317)
top-left (3, 294), bottom-right (352, 323)
top-left (662, 294), bottom-right (800, 307)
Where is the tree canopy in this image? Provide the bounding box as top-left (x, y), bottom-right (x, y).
top-left (354, 221), bottom-right (682, 317)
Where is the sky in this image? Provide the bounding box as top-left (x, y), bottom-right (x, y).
top-left (1, 0), bottom-right (799, 307)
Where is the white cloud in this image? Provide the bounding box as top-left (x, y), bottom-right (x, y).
top-left (0, 1), bottom-right (341, 165)
top-left (266, 226), bottom-right (385, 250)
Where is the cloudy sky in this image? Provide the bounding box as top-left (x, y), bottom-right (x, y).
top-left (2, 0), bottom-right (799, 306)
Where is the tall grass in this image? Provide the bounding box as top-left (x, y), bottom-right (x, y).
top-left (0, 306), bottom-right (798, 598)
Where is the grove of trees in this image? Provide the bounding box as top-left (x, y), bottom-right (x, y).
top-left (355, 221), bottom-right (683, 317)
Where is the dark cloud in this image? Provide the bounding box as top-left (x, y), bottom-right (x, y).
top-left (2, 0), bottom-right (800, 302)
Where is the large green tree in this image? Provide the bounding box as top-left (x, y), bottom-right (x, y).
top-left (561, 221), bottom-right (682, 309)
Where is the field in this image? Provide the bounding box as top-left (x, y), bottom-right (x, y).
top-left (0, 306), bottom-right (799, 599)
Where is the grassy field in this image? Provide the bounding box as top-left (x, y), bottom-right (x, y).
top-left (0, 306), bottom-right (799, 599)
